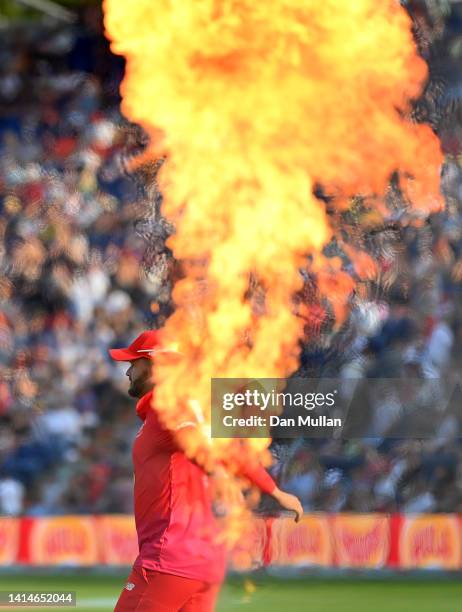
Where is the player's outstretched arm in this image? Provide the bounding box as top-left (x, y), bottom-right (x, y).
top-left (173, 425), bottom-right (303, 521)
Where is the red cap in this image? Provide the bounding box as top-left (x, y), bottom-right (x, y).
top-left (108, 330), bottom-right (180, 362)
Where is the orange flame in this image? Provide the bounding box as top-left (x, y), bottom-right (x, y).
top-left (103, 0), bottom-right (442, 479)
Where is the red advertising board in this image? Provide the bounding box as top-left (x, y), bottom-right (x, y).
top-left (332, 514), bottom-right (390, 568)
top-left (96, 515), bottom-right (138, 564)
top-left (269, 514), bottom-right (333, 567)
top-left (0, 518), bottom-right (20, 565)
top-left (4, 513), bottom-right (462, 569)
top-left (397, 514), bottom-right (462, 569)
top-left (26, 516), bottom-right (99, 566)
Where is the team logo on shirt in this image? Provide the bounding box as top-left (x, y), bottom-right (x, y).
top-left (125, 583), bottom-right (135, 591)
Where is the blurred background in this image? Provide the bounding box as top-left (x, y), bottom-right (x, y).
top-left (3, 0), bottom-right (462, 610)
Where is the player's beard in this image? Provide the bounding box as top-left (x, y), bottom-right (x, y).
top-left (128, 373), bottom-right (151, 398)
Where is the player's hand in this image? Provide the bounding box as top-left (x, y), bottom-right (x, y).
top-left (272, 487), bottom-right (303, 522)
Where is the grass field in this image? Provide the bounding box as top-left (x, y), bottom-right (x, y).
top-left (0, 573), bottom-right (461, 612)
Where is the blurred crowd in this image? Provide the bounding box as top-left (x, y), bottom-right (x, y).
top-left (0, 10), bottom-right (172, 517)
top-left (2, 5), bottom-right (462, 517)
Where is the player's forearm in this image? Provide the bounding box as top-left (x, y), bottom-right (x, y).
top-left (270, 485), bottom-right (289, 502)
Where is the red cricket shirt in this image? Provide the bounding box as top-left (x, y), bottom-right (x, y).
top-left (132, 391), bottom-right (275, 584)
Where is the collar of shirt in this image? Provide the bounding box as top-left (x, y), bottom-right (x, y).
top-left (136, 390), bottom-right (153, 421)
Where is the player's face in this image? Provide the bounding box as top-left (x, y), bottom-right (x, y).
top-left (126, 358), bottom-right (153, 398)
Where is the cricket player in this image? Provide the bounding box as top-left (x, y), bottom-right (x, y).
top-left (110, 330), bottom-right (303, 611)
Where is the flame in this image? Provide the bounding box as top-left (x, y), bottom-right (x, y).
top-left (103, 0), bottom-right (442, 519)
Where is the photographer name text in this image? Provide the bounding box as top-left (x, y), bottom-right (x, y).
top-left (222, 414), bottom-right (342, 428)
